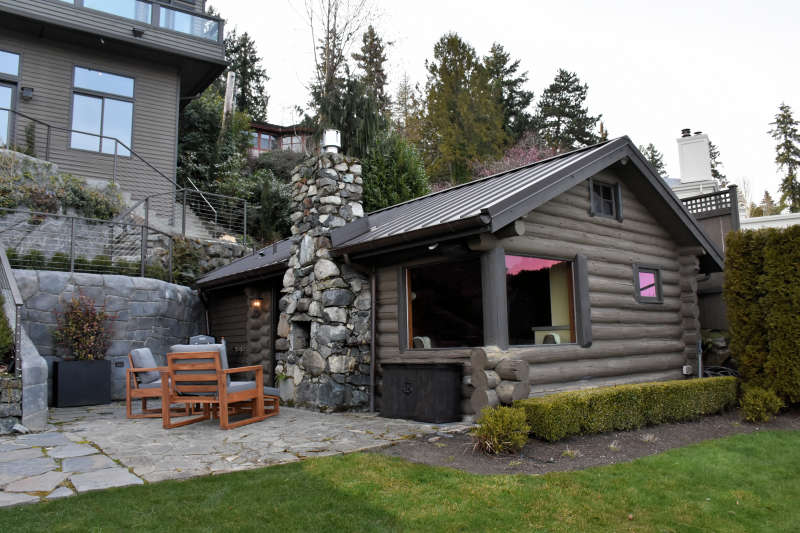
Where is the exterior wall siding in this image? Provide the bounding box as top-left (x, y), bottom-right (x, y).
top-left (0, 0), bottom-right (223, 62)
top-left (1, 28), bottom-right (179, 212)
top-left (374, 168), bottom-right (698, 400)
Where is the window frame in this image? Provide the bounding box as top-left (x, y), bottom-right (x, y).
top-left (588, 178), bottom-right (624, 222)
top-left (400, 256), bottom-right (485, 352)
top-left (504, 252), bottom-right (578, 347)
top-left (632, 264), bottom-right (663, 304)
top-left (69, 65), bottom-right (135, 158)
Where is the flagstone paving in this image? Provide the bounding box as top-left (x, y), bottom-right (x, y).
top-left (0, 402), bottom-right (469, 506)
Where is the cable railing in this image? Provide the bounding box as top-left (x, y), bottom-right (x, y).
top-left (0, 207), bottom-right (174, 283)
top-left (1, 107), bottom-right (247, 242)
top-left (0, 247), bottom-right (23, 378)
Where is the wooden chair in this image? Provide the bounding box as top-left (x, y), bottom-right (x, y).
top-left (160, 351), bottom-right (272, 430)
top-left (126, 348), bottom-right (189, 419)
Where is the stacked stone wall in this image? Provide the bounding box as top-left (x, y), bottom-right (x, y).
top-left (275, 153), bottom-right (372, 411)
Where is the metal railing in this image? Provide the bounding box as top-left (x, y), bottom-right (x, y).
top-left (0, 207), bottom-right (174, 283)
top-left (0, 247), bottom-right (23, 378)
top-left (1, 107), bottom-right (249, 243)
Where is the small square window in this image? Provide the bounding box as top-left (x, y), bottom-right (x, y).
top-left (589, 179), bottom-right (623, 221)
top-left (634, 265), bottom-right (662, 303)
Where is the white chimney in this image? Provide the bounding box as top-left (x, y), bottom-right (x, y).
top-left (322, 129), bottom-right (341, 154)
top-left (676, 128), bottom-right (713, 182)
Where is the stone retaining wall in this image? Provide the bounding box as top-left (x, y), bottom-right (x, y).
top-left (0, 375), bottom-right (22, 432)
top-left (13, 270), bottom-right (204, 359)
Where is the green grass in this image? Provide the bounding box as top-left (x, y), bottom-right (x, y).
top-left (2, 430), bottom-right (799, 532)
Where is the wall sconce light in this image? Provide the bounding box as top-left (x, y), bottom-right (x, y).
top-left (20, 87), bottom-right (34, 101)
top-left (132, 27), bottom-right (145, 38)
top-left (250, 298), bottom-right (263, 310)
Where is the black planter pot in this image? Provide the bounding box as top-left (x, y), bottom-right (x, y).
top-left (54, 359), bottom-right (111, 407)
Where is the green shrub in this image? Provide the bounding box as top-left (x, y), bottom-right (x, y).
top-left (145, 263), bottom-right (168, 281)
top-left (113, 259), bottom-right (137, 276)
top-left (90, 255), bottom-right (113, 274)
top-left (47, 252), bottom-right (70, 272)
top-left (53, 294), bottom-right (112, 360)
top-left (5, 249), bottom-right (20, 268)
top-left (725, 226), bottom-right (800, 402)
top-left (516, 377), bottom-right (738, 442)
top-left (471, 406), bottom-right (530, 454)
top-left (21, 249), bottom-right (46, 269)
top-left (73, 255), bottom-right (91, 272)
top-left (740, 386), bottom-right (784, 423)
top-left (0, 293), bottom-right (14, 367)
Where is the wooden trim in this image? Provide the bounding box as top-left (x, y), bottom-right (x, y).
top-left (405, 268), bottom-right (413, 349)
top-left (574, 253), bottom-right (592, 347)
top-left (567, 262), bottom-right (576, 343)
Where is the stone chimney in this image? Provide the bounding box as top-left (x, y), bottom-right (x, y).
top-left (275, 149), bottom-right (371, 411)
top-left (676, 129), bottom-right (713, 182)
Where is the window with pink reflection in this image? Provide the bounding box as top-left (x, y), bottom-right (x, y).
top-left (635, 266), bottom-right (661, 302)
top-left (505, 255), bottom-right (575, 345)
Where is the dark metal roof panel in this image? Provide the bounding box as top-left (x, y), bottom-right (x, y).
top-left (195, 238), bottom-right (292, 286)
top-left (332, 141), bottom-right (613, 248)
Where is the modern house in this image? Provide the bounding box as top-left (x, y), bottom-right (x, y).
top-left (249, 121), bottom-right (315, 159)
top-left (196, 136), bottom-right (724, 415)
top-left (0, 0), bottom-right (226, 211)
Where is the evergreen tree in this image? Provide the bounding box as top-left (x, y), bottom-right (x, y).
top-left (759, 190), bottom-right (782, 216)
top-left (224, 29), bottom-right (269, 122)
top-left (533, 69), bottom-right (601, 151)
top-left (363, 131), bottom-right (430, 212)
top-left (352, 25), bottom-right (391, 114)
top-left (708, 140), bottom-right (728, 187)
top-left (393, 73), bottom-right (425, 144)
top-left (768, 103), bottom-right (800, 212)
top-left (422, 33), bottom-right (506, 183)
top-left (639, 143), bottom-right (667, 178)
top-left (483, 43), bottom-right (534, 142)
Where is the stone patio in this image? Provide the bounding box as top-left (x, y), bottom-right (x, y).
top-left (0, 403), bottom-right (470, 506)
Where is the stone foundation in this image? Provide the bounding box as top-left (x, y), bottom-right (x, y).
top-left (0, 375), bottom-right (22, 433)
top-left (275, 153), bottom-right (371, 411)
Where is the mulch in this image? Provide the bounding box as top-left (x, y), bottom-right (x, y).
top-left (376, 407), bottom-right (800, 475)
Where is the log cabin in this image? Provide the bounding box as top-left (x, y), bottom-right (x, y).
top-left (195, 136), bottom-right (724, 420)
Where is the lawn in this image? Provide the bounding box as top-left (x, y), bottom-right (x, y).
top-left (1, 430), bottom-right (799, 532)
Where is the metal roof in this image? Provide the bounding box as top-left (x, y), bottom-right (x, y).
top-left (196, 136), bottom-right (725, 288)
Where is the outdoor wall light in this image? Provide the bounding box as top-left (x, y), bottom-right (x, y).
top-left (20, 87), bottom-right (34, 101)
top-left (250, 298), bottom-right (263, 310)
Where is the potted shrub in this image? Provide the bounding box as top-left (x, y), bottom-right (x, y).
top-left (52, 294), bottom-right (113, 407)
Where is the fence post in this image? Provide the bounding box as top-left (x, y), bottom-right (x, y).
top-left (113, 142), bottom-right (118, 186)
top-left (181, 188), bottom-right (187, 237)
top-left (141, 198), bottom-right (149, 277)
top-left (242, 201), bottom-right (247, 244)
top-left (168, 237), bottom-right (174, 284)
top-left (45, 126), bottom-right (51, 161)
top-left (69, 217), bottom-right (75, 273)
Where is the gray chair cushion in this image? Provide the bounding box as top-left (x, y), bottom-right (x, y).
top-left (229, 382), bottom-right (279, 397)
top-left (139, 379), bottom-right (163, 390)
top-left (189, 335), bottom-right (216, 345)
top-left (130, 348), bottom-right (160, 384)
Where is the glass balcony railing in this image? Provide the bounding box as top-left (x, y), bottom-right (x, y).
top-left (55, 0), bottom-right (222, 43)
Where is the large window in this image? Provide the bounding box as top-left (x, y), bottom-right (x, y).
top-left (250, 131), bottom-right (278, 155)
top-left (83, 0), bottom-right (151, 23)
top-left (71, 67), bottom-right (133, 156)
top-left (281, 135), bottom-right (304, 153)
top-left (159, 6), bottom-right (220, 41)
top-left (506, 255), bottom-right (575, 345)
top-left (407, 260), bottom-right (483, 348)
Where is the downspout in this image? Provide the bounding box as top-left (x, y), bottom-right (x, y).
top-left (369, 266), bottom-right (377, 412)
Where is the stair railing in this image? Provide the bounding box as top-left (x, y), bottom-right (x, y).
top-left (0, 247), bottom-right (23, 378)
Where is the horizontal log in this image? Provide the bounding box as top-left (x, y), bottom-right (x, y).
top-left (525, 210), bottom-right (678, 252)
top-left (678, 245), bottom-right (706, 257)
top-left (496, 380), bottom-right (529, 404)
top-left (496, 359), bottom-right (530, 381)
top-left (376, 320), bottom-right (398, 334)
top-left (377, 309), bottom-right (398, 320)
top-left (524, 222), bottom-right (679, 263)
top-left (377, 334), bottom-right (399, 348)
top-left (555, 188), bottom-right (662, 226)
top-left (499, 236), bottom-right (681, 272)
top-left (591, 293), bottom-right (681, 311)
top-left (512, 339), bottom-right (686, 363)
top-left (376, 297), bottom-right (399, 306)
top-left (591, 308), bottom-right (681, 324)
top-left (533, 201), bottom-right (671, 240)
top-left (527, 369), bottom-right (685, 397)
top-left (592, 324), bottom-right (683, 341)
top-left (588, 277), bottom-right (682, 298)
top-left (588, 262), bottom-right (680, 285)
top-left (470, 346), bottom-right (507, 371)
top-left (528, 352), bottom-right (685, 386)
top-left (471, 389), bottom-right (499, 413)
top-left (472, 369), bottom-right (500, 390)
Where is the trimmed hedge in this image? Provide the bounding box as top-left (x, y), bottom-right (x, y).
top-left (725, 226), bottom-right (800, 403)
top-left (516, 377), bottom-right (738, 442)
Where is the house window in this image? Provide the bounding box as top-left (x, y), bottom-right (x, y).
top-left (589, 179), bottom-right (623, 221)
top-left (0, 50), bottom-right (19, 78)
top-left (83, 0), bottom-right (152, 23)
top-left (633, 265), bottom-right (662, 303)
top-left (70, 67), bottom-right (134, 156)
top-left (159, 6), bottom-right (220, 41)
top-left (282, 135), bottom-right (304, 153)
top-left (406, 259), bottom-right (483, 348)
top-left (250, 132), bottom-right (278, 155)
top-left (506, 255), bottom-right (575, 345)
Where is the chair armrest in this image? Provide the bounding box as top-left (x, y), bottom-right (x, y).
top-left (223, 366), bottom-right (262, 375)
top-left (127, 367), bottom-right (166, 374)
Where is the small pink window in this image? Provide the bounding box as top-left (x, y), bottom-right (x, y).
top-left (635, 266), bottom-right (661, 302)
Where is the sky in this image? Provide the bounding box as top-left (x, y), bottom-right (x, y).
top-left (210, 0), bottom-right (800, 203)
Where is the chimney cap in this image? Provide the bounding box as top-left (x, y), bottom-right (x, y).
top-left (681, 128), bottom-right (691, 137)
top-left (322, 129), bottom-right (341, 154)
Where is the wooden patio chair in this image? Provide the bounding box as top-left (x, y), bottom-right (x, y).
top-left (126, 348), bottom-right (189, 419)
top-left (160, 351), bottom-right (270, 430)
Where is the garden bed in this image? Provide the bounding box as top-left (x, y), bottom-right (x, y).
top-left (377, 407), bottom-right (800, 475)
